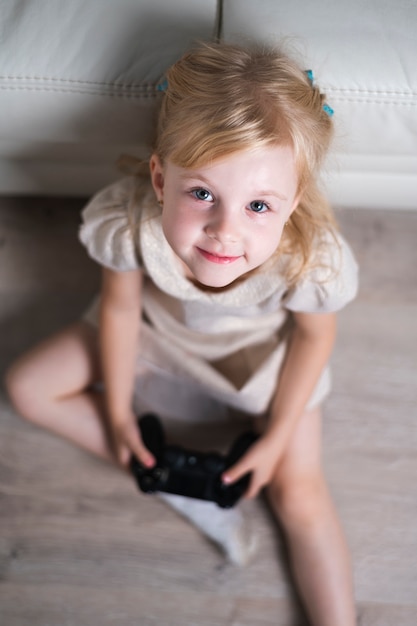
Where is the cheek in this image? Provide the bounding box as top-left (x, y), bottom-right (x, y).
top-left (255, 223), bottom-right (284, 258)
top-left (162, 206), bottom-right (197, 247)
top-left (161, 209), bottom-right (179, 248)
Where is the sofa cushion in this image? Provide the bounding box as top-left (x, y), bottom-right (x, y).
top-left (222, 0), bottom-right (417, 209)
top-left (0, 0), bottom-right (218, 195)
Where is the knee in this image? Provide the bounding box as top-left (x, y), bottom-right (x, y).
top-left (4, 359), bottom-right (43, 420)
top-left (267, 471), bottom-right (329, 532)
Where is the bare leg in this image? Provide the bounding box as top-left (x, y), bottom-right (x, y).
top-left (5, 321), bottom-right (114, 462)
top-left (5, 325), bottom-right (261, 566)
top-left (266, 407), bottom-right (356, 626)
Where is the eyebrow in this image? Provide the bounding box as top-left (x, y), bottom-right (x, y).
top-left (257, 189), bottom-right (288, 202)
top-left (179, 172), bottom-right (211, 185)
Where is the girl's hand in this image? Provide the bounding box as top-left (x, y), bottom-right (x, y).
top-left (110, 411), bottom-right (155, 470)
top-left (222, 433), bottom-right (283, 499)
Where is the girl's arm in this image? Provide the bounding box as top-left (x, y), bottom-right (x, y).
top-left (223, 310), bottom-right (337, 497)
top-left (100, 267), bottom-right (155, 468)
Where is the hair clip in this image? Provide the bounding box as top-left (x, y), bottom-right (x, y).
top-left (322, 103), bottom-right (334, 117)
top-left (157, 78), bottom-right (168, 92)
top-left (305, 69), bottom-right (314, 85)
top-left (305, 69), bottom-right (334, 117)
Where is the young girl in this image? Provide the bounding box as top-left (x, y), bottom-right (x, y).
top-left (6, 42), bottom-right (358, 625)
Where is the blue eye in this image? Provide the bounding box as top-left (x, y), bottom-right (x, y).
top-left (192, 188), bottom-right (213, 202)
top-left (249, 200), bottom-right (268, 213)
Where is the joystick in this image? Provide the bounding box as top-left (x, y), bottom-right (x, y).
top-left (130, 414), bottom-right (258, 508)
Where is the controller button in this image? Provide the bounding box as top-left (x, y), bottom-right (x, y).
top-left (187, 455), bottom-right (197, 466)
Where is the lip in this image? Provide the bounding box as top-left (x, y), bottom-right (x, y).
top-left (197, 247), bottom-right (242, 265)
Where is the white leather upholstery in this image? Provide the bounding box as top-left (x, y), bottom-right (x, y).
top-left (222, 0), bottom-right (417, 210)
top-left (0, 0), bottom-right (219, 195)
top-left (1, 0), bottom-right (416, 209)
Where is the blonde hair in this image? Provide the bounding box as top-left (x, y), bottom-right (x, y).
top-left (128, 41), bottom-right (338, 284)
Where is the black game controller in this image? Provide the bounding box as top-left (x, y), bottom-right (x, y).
top-left (130, 414), bottom-right (258, 508)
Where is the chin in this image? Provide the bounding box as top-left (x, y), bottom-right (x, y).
top-left (191, 269), bottom-right (246, 291)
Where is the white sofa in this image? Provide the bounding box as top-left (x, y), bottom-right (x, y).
top-left (1, 0), bottom-right (416, 210)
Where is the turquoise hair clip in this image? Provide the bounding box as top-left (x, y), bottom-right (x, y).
top-left (322, 103), bottom-right (334, 117)
top-left (305, 69), bottom-right (334, 117)
top-left (306, 69), bottom-right (314, 85)
top-left (157, 78), bottom-right (168, 92)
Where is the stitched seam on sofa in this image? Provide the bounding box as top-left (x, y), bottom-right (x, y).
top-left (0, 86), bottom-right (160, 99)
top-left (2, 77), bottom-right (416, 98)
top-left (328, 97), bottom-right (416, 106)
top-left (2, 80), bottom-right (416, 103)
top-left (0, 75), bottom-right (159, 89)
top-left (5, 87), bottom-right (414, 106)
top-left (325, 87), bottom-right (416, 97)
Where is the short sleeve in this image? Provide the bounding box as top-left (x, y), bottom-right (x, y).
top-left (283, 232), bottom-right (359, 313)
top-left (79, 177), bottom-right (141, 271)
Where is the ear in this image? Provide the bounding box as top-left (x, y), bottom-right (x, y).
top-left (149, 154), bottom-right (165, 202)
top-left (288, 192), bottom-right (301, 218)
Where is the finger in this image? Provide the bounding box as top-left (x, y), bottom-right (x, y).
top-left (223, 461), bottom-right (265, 500)
top-left (107, 430), bottom-right (128, 467)
top-left (222, 457), bottom-right (253, 486)
top-left (117, 443), bottom-right (131, 468)
top-left (125, 423), bottom-right (155, 468)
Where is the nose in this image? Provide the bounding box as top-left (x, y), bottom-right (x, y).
top-left (204, 205), bottom-right (239, 243)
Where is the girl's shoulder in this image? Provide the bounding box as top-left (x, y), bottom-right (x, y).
top-left (283, 230), bottom-right (359, 313)
top-left (79, 177), bottom-right (156, 272)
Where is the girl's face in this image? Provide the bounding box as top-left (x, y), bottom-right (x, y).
top-left (150, 145), bottom-right (299, 289)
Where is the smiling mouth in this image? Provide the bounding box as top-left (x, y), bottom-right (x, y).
top-left (197, 247), bottom-right (242, 265)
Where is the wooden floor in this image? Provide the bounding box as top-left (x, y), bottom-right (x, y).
top-left (0, 195), bottom-right (416, 625)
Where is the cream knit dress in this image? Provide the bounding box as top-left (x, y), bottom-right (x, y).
top-left (79, 177), bottom-right (358, 422)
